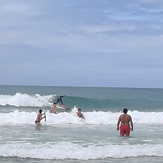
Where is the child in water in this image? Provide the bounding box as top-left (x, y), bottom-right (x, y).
top-left (76, 108), bottom-right (85, 119)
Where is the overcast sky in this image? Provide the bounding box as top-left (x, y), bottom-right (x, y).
top-left (0, 0), bottom-right (163, 88)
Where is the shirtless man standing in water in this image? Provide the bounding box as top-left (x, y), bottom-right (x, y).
top-left (50, 102), bottom-right (57, 114)
top-left (117, 108), bottom-right (133, 136)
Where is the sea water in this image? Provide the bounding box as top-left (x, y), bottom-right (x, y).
top-left (0, 85), bottom-right (163, 163)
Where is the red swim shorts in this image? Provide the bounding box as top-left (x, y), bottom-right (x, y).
top-left (120, 125), bottom-right (130, 136)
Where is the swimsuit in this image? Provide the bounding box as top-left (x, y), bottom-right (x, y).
top-left (120, 125), bottom-right (130, 136)
top-left (35, 113), bottom-right (42, 124)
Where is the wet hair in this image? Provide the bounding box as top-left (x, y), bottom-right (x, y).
top-left (39, 109), bottom-right (42, 114)
top-left (78, 108), bottom-right (81, 111)
top-left (123, 108), bottom-right (128, 113)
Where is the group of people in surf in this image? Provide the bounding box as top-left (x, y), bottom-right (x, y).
top-left (35, 95), bottom-right (85, 126)
top-left (35, 95), bottom-right (133, 137)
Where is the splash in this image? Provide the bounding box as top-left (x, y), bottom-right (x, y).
top-left (0, 108), bottom-right (163, 125)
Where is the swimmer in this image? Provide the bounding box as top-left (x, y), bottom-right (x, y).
top-left (35, 109), bottom-right (46, 126)
top-left (76, 108), bottom-right (85, 119)
top-left (50, 102), bottom-right (57, 114)
top-left (117, 108), bottom-right (133, 136)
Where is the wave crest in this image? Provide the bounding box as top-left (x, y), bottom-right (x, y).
top-left (0, 93), bottom-right (55, 107)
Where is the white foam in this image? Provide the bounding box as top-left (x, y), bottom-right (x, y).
top-left (0, 143), bottom-right (163, 159)
top-left (0, 109), bottom-right (163, 125)
top-left (0, 93), bottom-right (54, 107)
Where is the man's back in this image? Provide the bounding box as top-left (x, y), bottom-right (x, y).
top-left (117, 108), bottom-right (133, 136)
top-left (119, 113), bottom-right (131, 125)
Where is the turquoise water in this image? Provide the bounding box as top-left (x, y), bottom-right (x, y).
top-left (0, 85), bottom-right (163, 162)
top-left (1, 85), bottom-right (163, 112)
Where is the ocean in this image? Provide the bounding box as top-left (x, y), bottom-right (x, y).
top-left (0, 85), bottom-right (163, 163)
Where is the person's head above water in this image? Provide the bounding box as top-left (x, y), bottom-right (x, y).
top-left (123, 108), bottom-right (128, 113)
top-left (39, 109), bottom-right (42, 114)
top-left (78, 108), bottom-right (81, 111)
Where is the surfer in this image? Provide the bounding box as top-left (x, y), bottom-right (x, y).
top-left (76, 108), bottom-right (85, 119)
top-left (35, 109), bottom-right (46, 126)
top-left (117, 108), bottom-right (133, 136)
top-left (56, 95), bottom-right (65, 105)
top-left (50, 102), bottom-right (57, 114)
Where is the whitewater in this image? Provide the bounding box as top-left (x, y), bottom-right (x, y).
top-left (0, 85), bottom-right (163, 163)
top-left (0, 108), bottom-right (163, 125)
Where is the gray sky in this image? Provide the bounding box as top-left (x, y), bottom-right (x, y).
top-left (0, 0), bottom-right (163, 88)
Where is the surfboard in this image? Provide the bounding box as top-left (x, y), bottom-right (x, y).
top-left (44, 114), bottom-right (46, 122)
top-left (56, 104), bottom-right (69, 109)
top-left (42, 112), bottom-right (46, 121)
